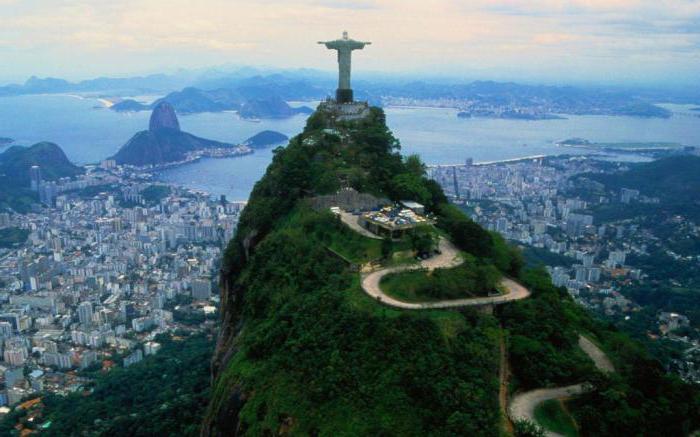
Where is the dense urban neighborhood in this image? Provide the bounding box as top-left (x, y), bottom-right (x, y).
top-left (0, 161), bottom-right (239, 409)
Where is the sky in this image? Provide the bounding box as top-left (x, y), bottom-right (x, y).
top-left (0, 0), bottom-right (698, 86)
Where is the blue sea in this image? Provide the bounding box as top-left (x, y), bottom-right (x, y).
top-left (0, 94), bottom-right (698, 201)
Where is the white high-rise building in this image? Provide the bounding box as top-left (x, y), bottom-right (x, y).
top-left (78, 301), bottom-right (93, 327)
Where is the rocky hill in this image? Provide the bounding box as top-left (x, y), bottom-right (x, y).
top-left (202, 106), bottom-right (699, 436)
top-left (112, 102), bottom-right (233, 167)
top-left (0, 141), bottom-right (81, 185)
top-left (0, 141), bottom-right (82, 211)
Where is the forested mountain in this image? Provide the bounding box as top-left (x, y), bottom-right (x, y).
top-left (589, 155), bottom-right (700, 203)
top-left (0, 142), bottom-right (82, 211)
top-left (202, 106), bottom-right (699, 435)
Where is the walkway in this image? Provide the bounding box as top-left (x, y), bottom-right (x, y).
top-left (360, 237), bottom-right (530, 309)
top-left (338, 211), bottom-right (382, 240)
top-left (508, 335), bottom-right (615, 436)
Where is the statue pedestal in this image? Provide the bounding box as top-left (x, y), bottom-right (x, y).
top-left (318, 99), bottom-right (370, 122)
top-left (335, 89), bottom-right (354, 104)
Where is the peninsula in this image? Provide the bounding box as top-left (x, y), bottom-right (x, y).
top-left (112, 102), bottom-right (251, 167)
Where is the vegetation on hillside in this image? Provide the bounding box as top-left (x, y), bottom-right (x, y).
top-left (0, 332), bottom-right (214, 437)
top-left (207, 107), bottom-right (699, 435)
top-left (380, 255), bottom-right (501, 302)
top-left (0, 142), bottom-right (82, 212)
top-left (208, 108), bottom-right (516, 435)
top-left (580, 155), bottom-right (700, 221)
top-left (0, 227), bottom-right (30, 248)
top-left (533, 400), bottom-right (577, 437)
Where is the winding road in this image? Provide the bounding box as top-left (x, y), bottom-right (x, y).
top-left (338, 211), bottom-right (614, 435)
top-left (360, 237), bottom-right (531, 309)
top-left (508, 335), bottom-right (615, 436)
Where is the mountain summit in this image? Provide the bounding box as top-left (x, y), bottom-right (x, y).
top-left (149, 101), bottom-right (180, 131)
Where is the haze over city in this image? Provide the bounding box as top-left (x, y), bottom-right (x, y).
top-left (1, 0), bottom-right (699, 85)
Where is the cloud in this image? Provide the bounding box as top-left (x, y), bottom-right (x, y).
top-left (0, 0), bottom-right (697, 84)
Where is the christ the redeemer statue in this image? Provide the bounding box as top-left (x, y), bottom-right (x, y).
top-left (318, 31), bottom-right (371, 104)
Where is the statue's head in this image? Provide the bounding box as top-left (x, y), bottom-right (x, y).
top-left (342, 31), bottom-right (348, 40)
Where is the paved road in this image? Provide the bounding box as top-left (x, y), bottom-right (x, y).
top-left (360, 237), bottom-right (531, 309)
top-left (578, 336), bottom-right (614, 374)
top-left (508, 335), bottom-right (614, 436)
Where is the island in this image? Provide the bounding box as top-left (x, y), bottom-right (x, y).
top-left (112, 102), bottom-right (251, 167)
top-left (243, 130), bottom-right (288, 149)
top-left (0, 137), bottom-right (13, 146)
top-left (110, 99), bottom-right (150, 112)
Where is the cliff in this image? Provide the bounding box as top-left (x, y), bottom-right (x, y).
top-left (149, 101), bottom-right (181, 131)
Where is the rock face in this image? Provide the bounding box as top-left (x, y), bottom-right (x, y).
top-left (149, 101), bottom-right (180, 131)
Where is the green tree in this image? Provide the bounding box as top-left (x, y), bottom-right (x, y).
top-left (380, 237), bottom-right (393, 260)
top-left (514, 419), bottom-right (546, 437)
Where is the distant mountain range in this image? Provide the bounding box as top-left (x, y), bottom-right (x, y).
top-left (0, 74), bottom-right (195, 96)
top-left (111, 86), bottom-right (313, 119)
top-left (112, 102), bottom-right (236, 167)
top-left (3, 70), bottom-right (699, 119)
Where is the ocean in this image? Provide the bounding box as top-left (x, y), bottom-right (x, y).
top-left (1, 95), bottom-right (698, 201)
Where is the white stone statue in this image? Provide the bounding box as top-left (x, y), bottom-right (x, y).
top-left (318, 31), bottom-right (371, 103)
